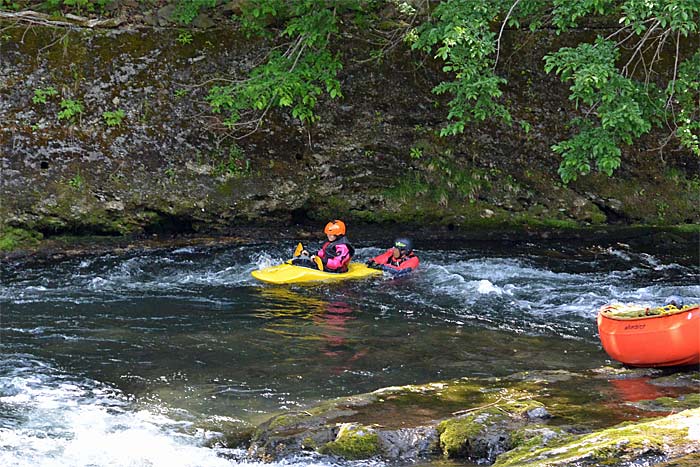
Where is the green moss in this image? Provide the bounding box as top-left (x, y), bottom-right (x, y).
top-left (587, 206), bottom-right (607, 224)
top-left (655, 452), bottom-right (700, 467)
top-left (301, 436), bottom-right (317, 450)
top-left (515, 214), bottom-right (579, 229)
top-left (438, 414), bottom-right (488, 458)
top-left (0, 227), bottom-right (43, 252)
top-left (631, 393), bottom-right (700, 412)
top-left (508, 425), bottom-right (573, 453)
top-left (312, 195), bottom-right (354, 220)
top-left (264, 398), bottom-right (354, 432)
top-left (672, 223), bottom-right (700, 234)
top-left (437, 399), bottom-right (547, 458)
top-left (493, 410), bottom-right (695, 467)
top-left (374, 380), bottom-right (493, 418)
top-left (267, 412), bottom-right (310, 431)
top-left (319, 424), bottom-right (380, 460)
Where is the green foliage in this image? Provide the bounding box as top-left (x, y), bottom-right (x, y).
top-left (519, 120), bottom-right (531, 134)
top-left (0, 0), bottom-right (21, 11)
top-left (213, 144), bottom-right (250, 177)
top-left (672, 51), bottom-right (700, 156)
top-left (238, 0), bottom-right (287, 38)
top-left (217, 0), bottom-right (697, 181)
top-left (174, 0), bottom-right (216, 24)
top-left (409, 146), bottom-right (423, 159)
top-left (176, 31), bottom-right (194, 45)
top-left (544, 37), bottom-right (656, 181)
top-left (620, 0), bottom-right (700, 36)
top-left (0, 227), bottom-right (43, 252)
top-left (551, 0), bottom-right (615, 32)
top-left (552, 125), bottom-right (620, 182)
top-left (68, 171), bottom-right (84, 189)
top-left (404, 0), bottom-right (699, 181)
top-left (32, 86), bottom-right (58, 104)
top-left (209, 1), bottom-right (377, 131)
top-left (539, 0), bottom-right (699, 181)
top-left (102, 109), bottom-right (125, 127)
top-left (45, 0), bottom-right (110, 14)
top-left (57, 98), bottom-right (83, 122)
top-left (411, 0), bottom-right (511, 136)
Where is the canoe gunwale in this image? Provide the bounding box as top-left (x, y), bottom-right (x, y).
top-left (598, 305), bottom-right (699, 321)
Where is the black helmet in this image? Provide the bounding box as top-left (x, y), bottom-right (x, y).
top-left (394, 238), bottom-right (413, 254)
top-left (665, 295), bottom-right (684, 308)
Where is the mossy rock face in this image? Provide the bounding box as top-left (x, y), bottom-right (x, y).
top-left (0, 227), bottom-right (43, 251)
top-left (655, 452), bottom-right (700, 467)
top-left (629, 393), bottom-right (700, 413)
top-left (319, 424), bottom-right (381, 460)
top-left (2, 22), bottom-right (699, 247)
top-left (508, 425), bottom-right (573, 453)
top-left (493, 408), bottom-right (700, 467)
top-left (437, 399), bottom-right (547, 461)
top-left (244, 368), bottom-right (700, 464)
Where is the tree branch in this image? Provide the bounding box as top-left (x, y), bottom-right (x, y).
top-left (0, 10), bottom-right (125, 29)
top-left (622, 20), bottom-right (659, 77)
top-left (494, 0), bottom-right (523, 70)
top-left (666, 31), bottom-right (681, 112)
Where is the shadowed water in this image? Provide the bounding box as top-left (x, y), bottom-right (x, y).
top-left (1, 240), bottom-right (698, 466)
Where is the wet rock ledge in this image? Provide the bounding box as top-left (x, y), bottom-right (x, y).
top-left (229, 367), bottom-right (700, 466)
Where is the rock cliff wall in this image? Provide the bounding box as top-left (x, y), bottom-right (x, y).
top-left (1, 22), bottom-right (698, 243)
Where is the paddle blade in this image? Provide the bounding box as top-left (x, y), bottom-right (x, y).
top-left (313, 256), bottom-right (324, 271)
top-left (293, 242), bottom-right (303, 257)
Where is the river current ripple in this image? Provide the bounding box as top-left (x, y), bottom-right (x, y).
top-left (1, 240), bottom-right (698, 466)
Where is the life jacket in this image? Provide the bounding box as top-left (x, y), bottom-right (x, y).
top-left (387, 252), bottom-right (417, 267)
top-left (318, 236), bottom-right (355, 272)
top-left (370, 249), bottom-right (419, 275)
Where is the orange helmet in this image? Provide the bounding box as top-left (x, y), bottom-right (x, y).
top-left (324, 220), bottom-right (346, 236)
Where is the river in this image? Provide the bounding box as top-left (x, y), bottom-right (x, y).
top-left (1, 237), bottom-right (698, 466)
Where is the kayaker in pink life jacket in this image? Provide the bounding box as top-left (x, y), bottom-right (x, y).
top-left (366, 238), bottom-right (419, 276)
top-left (297, 220), bottom-right (355, 273)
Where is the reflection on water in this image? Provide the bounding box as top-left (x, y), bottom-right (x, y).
top-left (257, 288), bottom-right (367, 375)
top-left (608, 377), bottom-right (686, 403)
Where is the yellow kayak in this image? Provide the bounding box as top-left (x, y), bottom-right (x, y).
top-left (251, 262), bottom-right (382, 285)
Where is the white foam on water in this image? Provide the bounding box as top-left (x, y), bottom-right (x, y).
top-left (476, 279), bottom-right (503, 295)
top-left (0, 356), bottom-right (230, 467)
top-left (1, 247), bottom-right (272, 304)
top-left (1, 356), bottom-right (381, 467)
top-left (405, 251), bottom-right (699, 339)
top-left (2, 245), bottom-right (697, 340)
top-left (252, 252), bottom-right (284, 270)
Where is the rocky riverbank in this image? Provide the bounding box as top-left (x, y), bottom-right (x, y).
top-left (229, 367), bottom-right (700, 466)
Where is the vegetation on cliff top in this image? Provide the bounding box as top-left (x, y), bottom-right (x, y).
top-left (2, 1), bottom-right (697, 183)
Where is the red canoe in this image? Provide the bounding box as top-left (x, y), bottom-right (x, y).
top-left (597, 304), bottom-right (700, 367)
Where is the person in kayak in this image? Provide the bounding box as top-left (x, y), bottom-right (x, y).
top-left (366, 238), bottom-right (419, 276)
top-left (294, 220), bottom-right (355, 273)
